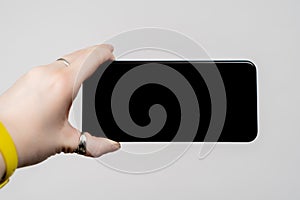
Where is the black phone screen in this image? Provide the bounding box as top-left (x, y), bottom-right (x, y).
top-left (83, 61), bottom-right (258, 142)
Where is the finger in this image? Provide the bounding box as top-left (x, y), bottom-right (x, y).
top-left (62, 44), bottom-right (114, 92)
top-left (59, 44), bottom-right (114, 67)
top-left (60, 124), bottom-right (120, 157)
top-left (84, 132), bottom-right (121, 157)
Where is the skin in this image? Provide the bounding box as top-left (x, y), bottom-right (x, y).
top-left (0, 44), bottom-right (120, 179)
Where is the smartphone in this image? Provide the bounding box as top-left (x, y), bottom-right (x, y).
top-left (83, 60), bottom-right (258, 142)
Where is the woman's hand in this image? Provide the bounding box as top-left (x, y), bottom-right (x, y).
top-left (0, 44), bottom-right (120, 168)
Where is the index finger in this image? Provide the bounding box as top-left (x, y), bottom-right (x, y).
top-left (61, 44), bottom-right (115, 93)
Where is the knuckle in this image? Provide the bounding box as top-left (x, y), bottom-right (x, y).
top-left (25, 66), bottom-right (44, 78)
top-left (25, 66), bottom-right (72, 96)
top-left (60, 127), bottom-right (79, 153)
top-left (49, 71), bottom-right (71, 93)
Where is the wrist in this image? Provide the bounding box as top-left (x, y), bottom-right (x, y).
top-left (0, 121), bottom-right (18, 188)
top-left (0, 153), bottom-right (5, 181)
top-left (0, 97), bottom-right (7, 180)
top-left (0, 121), bottom-right (19, 167)
top-left (0, 99), bottom-right (22, 168)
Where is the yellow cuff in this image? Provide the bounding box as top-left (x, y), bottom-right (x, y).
top-left (0, 121), bottom-right (18, 188)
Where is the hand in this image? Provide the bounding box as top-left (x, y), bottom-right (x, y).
top-left (0, 44), bottom-right (120, 169)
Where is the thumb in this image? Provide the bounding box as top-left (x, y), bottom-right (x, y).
top-left (61, 125), bottom-right (120, 157)
top-left (84, 132), bottom-right (121, 157)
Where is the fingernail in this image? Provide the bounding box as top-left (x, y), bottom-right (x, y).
top-left (103, 44), bottom-right (114, 52)
top-left (111, 140), bottom-right (121, 150)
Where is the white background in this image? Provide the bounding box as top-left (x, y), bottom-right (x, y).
top-left (0, 0), bottom-right (299, 199)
